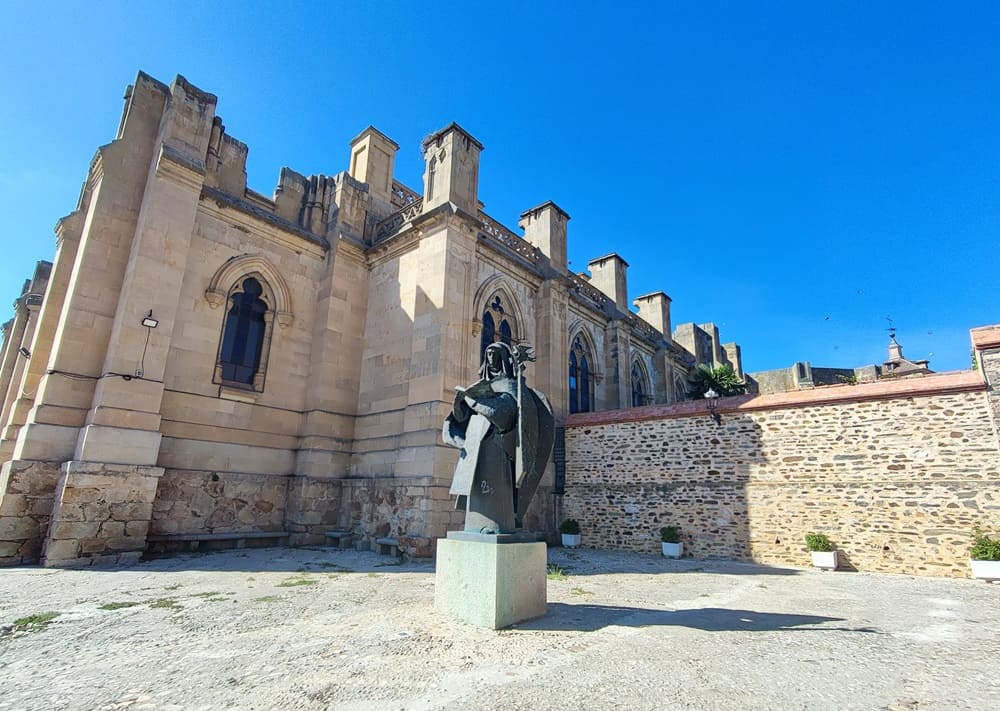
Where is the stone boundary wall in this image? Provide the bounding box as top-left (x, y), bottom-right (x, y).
top-left (564, 369), bottom-right (1000, 577)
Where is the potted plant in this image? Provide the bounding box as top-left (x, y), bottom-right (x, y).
top-left (805, 532), bottom-right (838, 570)
top-left (660, 526), bottom-right (682, 558)
top-left (969, 528), bottom-right (1000, 581)
top-left (559, 519), bottom-right (581, 548)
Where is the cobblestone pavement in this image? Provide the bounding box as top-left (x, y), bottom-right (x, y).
top-left (0, 547), bottom-right (997, 710)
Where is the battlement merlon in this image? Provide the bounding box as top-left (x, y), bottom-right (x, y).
top-left (588, 253), bottom-right (630, 312)
top-left (520, 201), bottom-right (570, 272)
top-left (349, 126), bottom-right (399, 212)
top-left (421, 122), bottom-right (483, 215)
top-left (634, 291), bottom-right (672, 343)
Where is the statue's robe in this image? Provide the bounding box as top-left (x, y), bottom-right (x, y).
top-left (443, 375), bottom-right (554, 533)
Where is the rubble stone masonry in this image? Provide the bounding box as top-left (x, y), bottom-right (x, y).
top-left (565, 363), bottom-right (1000, 578)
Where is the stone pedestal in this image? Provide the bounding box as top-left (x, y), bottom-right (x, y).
top-left (434, 533), bottom-right (547, 629)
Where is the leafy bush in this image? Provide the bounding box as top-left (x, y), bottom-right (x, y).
top-left (559, 519), bottom-right (580, 535)
top-left (805, 533), bottom-right (835, 552)
top-left (688, 363), bottom-right (747, 399)
top-left (660, 526), bottom-right (681, 543)
top-left (970, 528), bottom-right (1000, 561)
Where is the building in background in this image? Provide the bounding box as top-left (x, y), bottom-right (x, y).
top-left (0, 72), bottom-right (741, 567)
top-left (747, 330), bottom-right (934, 395)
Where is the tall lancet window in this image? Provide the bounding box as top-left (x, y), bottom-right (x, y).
top-left (631, 360), bottom-right (649, 407)
top-left (480, 293), bottom-right (517, 363)
top-left (569, 335), bottom-right (594, 414)
top-left (218, 277), bottom-right (269, 388)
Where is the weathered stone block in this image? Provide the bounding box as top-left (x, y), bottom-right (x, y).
top-left (51, 521), bottom-right (101, 540)
top-left (0, 517), bottom-right (36, 539)
top-left (100, 521), bottom-right (125, 538)
top-left (105, 536), bottom-right (143, 552)
top-left (44, 538), bottom-right (81, 563)
top-left (28, 497), bottom-right (54, 517)
top-left (60, 487), bottom-right (104, 505)
top-left (0, 494), bottom-right (28, 516)
top-left (81, 502), bottom-right (111, 521)
top-left (124, 520), bottom-right (148, 537)
top-left (80, 537), bottom-right (108, 554)
top-left (110, 502), bottom-right (153, 521)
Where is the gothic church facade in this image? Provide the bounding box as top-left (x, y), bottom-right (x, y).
top-left (0, 72), bottom-right (741, 566)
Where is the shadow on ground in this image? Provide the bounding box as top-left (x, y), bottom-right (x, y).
top-left (515, 603), bottom-right (882, 634)
top-left (0, 548), bottom-right (433, 575)
top-left (549, 549), bottom-right (802, 577)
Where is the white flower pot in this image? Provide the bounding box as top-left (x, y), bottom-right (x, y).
top-left (811, 550), bottom-right (839, 570)
top-left (561, 533), bottom-right (581, 548)
top-left (661, 541), bottom-right (682, 558)
top-left (970, 559), bottom-right (1000, 581)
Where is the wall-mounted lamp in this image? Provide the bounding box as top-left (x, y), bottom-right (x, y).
top-left (18, 347), bottom-right (31, 359)
top-left (135, 310), bottom-right (158, 378)
top-left (704, 387), bottom-right (721, 425)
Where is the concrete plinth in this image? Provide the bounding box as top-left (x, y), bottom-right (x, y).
top-left (434, 535), bottom-right (547, 629)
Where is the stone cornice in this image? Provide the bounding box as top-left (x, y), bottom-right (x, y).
top-left (199, 186), bottom-right (329, 257)
top-left (155, 143), bottom-right (206, 191)
top-left (350, 125), bottom-right (399, 150)
top-left (520, 200), bottom-right (571, 221)
top-left (421, 122), bottom-right (484, 151)
top-left (587, 252), bottom-right (629, 268)
top-left (336, 235), bottom-right (367, 263)
top-left (366, 203), bottom-right (472, 268)
top-left (476, 231), bottom-right (545, 277)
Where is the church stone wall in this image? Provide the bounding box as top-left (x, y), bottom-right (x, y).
top-left (150, 469), bottom-right (288, 536)
top-left (564, 366), bottom-right (1000, 578)
top-left (0, 69), bottom-right (773, 566)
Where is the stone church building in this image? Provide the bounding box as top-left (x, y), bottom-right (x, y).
top-left (0, 72), bottom-right (742, 567)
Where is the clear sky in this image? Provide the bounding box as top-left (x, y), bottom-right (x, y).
top-left (1, 2), bottom-right (997, 373)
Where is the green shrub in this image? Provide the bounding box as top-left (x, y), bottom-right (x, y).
top-left (559, 519), bottom-right (580, 535)
top-left (546, 563), bottom-right (568, 580)
top-left (805, 533), bottom-right (835, 552)
top-left (970, 528), bottom-right (1000, 561)
top-left (660, 526), bottom-right (680, 543)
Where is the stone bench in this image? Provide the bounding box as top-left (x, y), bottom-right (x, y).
top-left (324, 530), bottom-right (354, 549)
top-left (146, 531), bottom-right (289, 553)
top-left (375, 537), bottom-right (400, 557)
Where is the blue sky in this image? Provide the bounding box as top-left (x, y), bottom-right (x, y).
top-left (1, 2), bottom-right (997, 373)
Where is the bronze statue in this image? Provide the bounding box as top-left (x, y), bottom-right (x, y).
top-left (443, 342), bottom-right (554, 534)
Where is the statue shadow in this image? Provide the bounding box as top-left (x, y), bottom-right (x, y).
top-left (515, 603), bottom-right (882, 634)
top-left (548, 552), bottom-right (803, 576)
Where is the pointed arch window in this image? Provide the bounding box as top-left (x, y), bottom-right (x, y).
top-left (569, 335), bottom-right (594, 414)
top-left (215, 276), bottom-right (274, 391)
top-left (673, 375), bottom-right (688, 403)
top-left (479, 293), bottom-right (517, 364)
top-left (631, 360), bottom-right (649, 407)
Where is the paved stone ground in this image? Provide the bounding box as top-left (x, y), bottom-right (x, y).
top-left (0, 546), bottom-right (997, 711)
